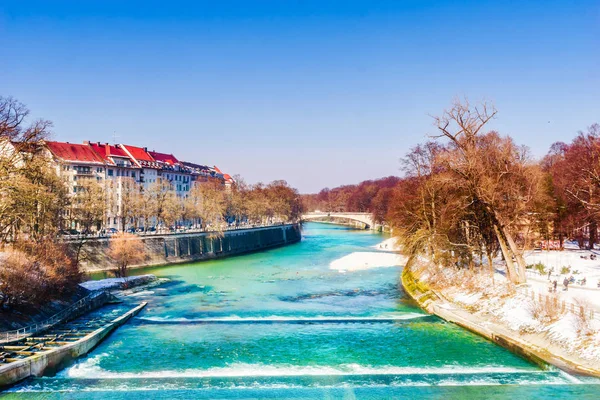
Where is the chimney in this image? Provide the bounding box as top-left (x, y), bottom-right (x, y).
top-left (144, 147), bottom-right (148, 152)
top-left (105, 143), bottom-right (110, 157)
top-left (84, 140), bottom-right (90, 145)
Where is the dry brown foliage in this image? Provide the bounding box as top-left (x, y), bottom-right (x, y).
top-left (531, 294), bottom-right (565, 324)
top-left (107, 232), bottom-right (145, 280)
top-left (0, 240), bottom-right (81, 308)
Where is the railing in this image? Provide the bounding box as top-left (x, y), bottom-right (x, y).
top-left (523, 287), bottom-right (600, 322)
top-left (59, 222), bottom-right (295, 240)
top-left (0, 290), bottom-right (110, 344)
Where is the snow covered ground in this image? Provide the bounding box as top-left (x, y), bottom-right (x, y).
top-left (524, 247), bottom-right (600, 288)
top-left (421, 263), bottom-right (600, 363)
top-left (522, 247), bottom-right (600, 312)
top-left (372, 237), bottom-right (402, 252)
top-left (329, 238), bottom-right (406, 272)
top-left (80, 274), bottom-right (157, 291)
top-left (329, 251), bottom-right (406, 271)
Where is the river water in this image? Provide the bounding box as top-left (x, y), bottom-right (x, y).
top-left (4, 223), bottom-right (599, 398)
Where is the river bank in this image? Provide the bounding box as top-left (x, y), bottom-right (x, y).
top-left (0, 301), bottom-right (147, 388)
top-left (74, 223), bottom-right (302, 273)
top-left (6, 223), bottom-right (599, 398)
top-left (400, 261), bottom-right (600, 378)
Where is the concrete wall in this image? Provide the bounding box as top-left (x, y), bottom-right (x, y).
top-left (73, 224), bottom-right (302, 272)
top-left (0, 302), bottom-right (147, 389)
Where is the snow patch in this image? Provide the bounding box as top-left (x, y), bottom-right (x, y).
top-left (373, 237), bottom-right (402, 252)
top-left (330, 252), bottom-right (405, 271)
top-left (80, 274), bottom-right (156, 291)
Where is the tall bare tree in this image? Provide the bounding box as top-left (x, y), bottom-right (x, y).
top-left (431, 100), bottom-right (540, 283)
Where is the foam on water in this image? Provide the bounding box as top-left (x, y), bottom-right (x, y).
top-left (136, 313), bottom-right (428, 324)
top-left (64, 355), bottom-right (546, 380)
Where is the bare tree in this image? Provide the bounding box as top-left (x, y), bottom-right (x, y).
top-left (115, 177), bottom-right (144, 232)
top-left (432, 100), bottom-right (539, 283)
top-left (185, 178), bottom-right (227, 232)
top-left (107, 232), bottom-right (145, 283)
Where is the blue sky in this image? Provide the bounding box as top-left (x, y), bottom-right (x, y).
top-left (1, 1), bottom-right (598, 193)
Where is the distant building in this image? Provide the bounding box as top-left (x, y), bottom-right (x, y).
top-left (44, 141), bottom-right (107, 230)
top-left (45, 141), bottom-right (106, 193)
top-left (29, 139), bottom-right (234, 232)
top-left (86, 142), bottom-right (141, 230)
top-left (118, 144), bottom-right (160, 190)
top-left (147, 150), bottom-right (192, 197)
top-left (181, 161), bottom-right (218, 185)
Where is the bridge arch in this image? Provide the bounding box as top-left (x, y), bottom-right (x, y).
top-left (301, 212), bottom-right (375, 230)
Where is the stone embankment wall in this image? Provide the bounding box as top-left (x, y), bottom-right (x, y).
top-left (73, 224), bottom-right (302, 272)
top-left (0, 302), bottom-right (147, 388)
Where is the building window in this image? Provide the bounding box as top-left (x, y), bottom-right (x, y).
top-left (108, 169), bottom-right (113, 176)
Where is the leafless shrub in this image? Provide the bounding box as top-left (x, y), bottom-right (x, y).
top-left (0, 240), bottom-right (81, 309)
top-left (107, 233), bottom-right (146, 284)
top-left (532, 294), bottom-right (564, 324)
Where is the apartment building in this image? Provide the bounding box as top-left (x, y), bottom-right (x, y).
top-left (37, 140), bottom-right (233, 232)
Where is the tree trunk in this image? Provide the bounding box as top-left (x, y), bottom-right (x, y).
top-left (501, 226), bottom-right (527, 283)
top-left (493, 225), bottom-right (520, 284)
top-left (588, 220), bottom-right (597, 250)
top-left (486, 250), bottom-right (495, 285)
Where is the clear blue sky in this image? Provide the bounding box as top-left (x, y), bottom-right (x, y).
top-left (1, 1), bottom-right (598, 193)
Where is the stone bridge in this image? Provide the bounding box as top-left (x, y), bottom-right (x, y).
top-left (301, 212), bottom-right (376, 230)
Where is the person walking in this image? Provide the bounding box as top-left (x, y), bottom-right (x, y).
top-left (563, 277), bottom-right (569, 291)
top-left (553, 280), bottom-right (557, 293)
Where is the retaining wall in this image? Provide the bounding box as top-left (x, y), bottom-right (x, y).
top-left (0, 302), bottom-right (147, 389)
top-left (73, 223), bottom-right (302, 272)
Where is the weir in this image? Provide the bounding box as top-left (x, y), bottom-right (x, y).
top-left (137, 314), bottom-right (431, 324)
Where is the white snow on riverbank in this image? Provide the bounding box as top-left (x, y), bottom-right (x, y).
top-left (524, 248), bottom-right (600, 287)
top-left (373, 237), bottom-right (402, 252)
top-left (80, 274), bottom-right (156, 291)
top-left (520, 248), bottom-right (600, 312)
top-left (330, 252), bottom-right (406, 271)
top-left (417, 260), bottom-right (600, 363)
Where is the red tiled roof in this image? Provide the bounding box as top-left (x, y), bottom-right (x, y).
top-left (88, 143), bottom-right (130, 165)
top-left (148, 151), bottom-right (179, 165)
top-left (45, 141), bottom-right (105, 164)
top-left (120, 144), bottom-right (155, 164)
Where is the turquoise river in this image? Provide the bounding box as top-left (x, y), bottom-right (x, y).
top-left (3, 223), bottom-right (599, 399)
